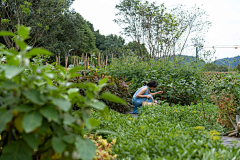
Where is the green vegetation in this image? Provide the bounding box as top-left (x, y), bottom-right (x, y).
top-left (89, 103), bottom-right (240, 159)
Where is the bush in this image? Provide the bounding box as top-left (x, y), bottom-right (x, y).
top-left (70, 73), bottom-right (132, 113)
top-left (0, 27), bottom-right (126, 160)
top-left (107, 56), bottom-right (204, 105)
top-left (89, 103), bottom-right (238, 159)
top-left (211, 74), bottom-right (240, 128)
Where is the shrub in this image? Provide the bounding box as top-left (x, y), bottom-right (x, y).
top-left (107, 56), bottom-right (204, 105)
top-left (89, 103), bottom-right (238, 159)
top-left (0, 27), bottom-right (125, 160)
top-left (211, 74), bottom-right (240, 128)
top-left (70, 73), bottom-right (132, 113)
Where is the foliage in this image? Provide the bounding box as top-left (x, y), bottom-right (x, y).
top-left (0, 0), bottom-right (74, 48)
top-left (84, 134), bottom-right (117, 160)
top-left (107, 55), bottom-right (204, 105)
top-left (88, 103), bottom-right (239, 159)
top-left (70, 73), bottom-right (131, 113)
top-left (114, 0), bottom-right (211, 58)
top-left (0, 27), bottom-right (126, 160)
top-left (210, 74), bottom-right (240, 128)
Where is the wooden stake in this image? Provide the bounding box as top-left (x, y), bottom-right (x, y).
top-left (56, 55), bottom-right (58, 64)
top-left (98, 53), bottom-right (101, 68)
top-left (105, 56), bottom-right (108, 70)
top-left (58, 53), bottom-right (60, 65)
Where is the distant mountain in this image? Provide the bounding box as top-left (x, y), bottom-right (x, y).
top-left (214, 56), bottom-right (240, 67)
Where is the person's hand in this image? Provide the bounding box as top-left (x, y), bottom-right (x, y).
top-left (157, 91), bottom-right (163, 94)
top-left (146, 95), bottom-right (152, 99)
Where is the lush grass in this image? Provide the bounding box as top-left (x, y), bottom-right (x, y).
top-left (90, 103), bottom-right (240, 159)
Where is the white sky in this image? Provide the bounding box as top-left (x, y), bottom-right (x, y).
top-left (71, 0), bottom-right (240, 60)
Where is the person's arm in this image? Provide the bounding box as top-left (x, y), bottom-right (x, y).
top-left (136, 88), bottom-right (151, 98)
top-left (149, 91), bottom-right (163, 96)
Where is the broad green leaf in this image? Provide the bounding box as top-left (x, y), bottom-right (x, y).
top-left (89, 100), bottom-right (106, 110)
top-left (18, 26), bottom-right (30, 40)
top-left (67, 88), bottom-right (79, 95)
top-left (63, 113), bottom-right (76, 125)
top-left (52, 98), bottom-right (71, 112)
top-left (99, 77), bottom-right (109, 85)
top-left (0, 141), bottom-right (33, 160)
top-left (15, 104), bottom-right (33, 112)
top-left (0, 31), bottom-right (15, 37)
top-left (39, 106), bottom-right (58, 123)
top-left (62, 134), bottom-right (76, 144)
top-left (89, 118), bottom-right (100, 127)
top-left (25, 48), bottom-right (53, 58)
top-left (23, 112), bottom-right (43, 133)
top-left (22, 89), bottom-right (44, 105)
top-left (1, 81), bottom-right (20, 90)
top-left (51, 137), bottom-right (66, 154)
top-left (14, 114), bottom-right (24, 133)
top-left (0, 110), bottom-right (13, 133)
top-left (5, 66), bottom-right (25, 79)
top-left (100, 92), bottom-right (126, 105)
top-left (23, 133), bottom-right (38, 150)
top-left (75, 136), bottom-right (96, 160)
top-left (16, 40), bottom-right (27, 50)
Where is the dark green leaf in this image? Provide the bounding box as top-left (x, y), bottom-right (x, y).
top-left (0, 141), bottom-right (33, 160)
top-left (5, 66), bottom-right (25, 79)
top-left (63, 113), bottom-right (76, 125)
top-left (52, 98), bottom-right (71, 112)
top-left (22, 89), bottom-right (44, 105)
top-left (51, 137), bottom-right (66, 154)
top-left (1, 81), bottom-right (20, 90)
top-left (100, 92), bottom-right (126, 104)
top-left (39, 106), bottom-right (58, 123)
top-left (62, 134), bottom-right (76, 144)
top-left (15, 104), bottom-right (33, 112)
top-left (22, 133), bottom-right (38, 150)
top-left (0, 110), bottom-right (13, 133)
top-left (75, 136), bottom-right (96, 160)
top-left (23, 112), bottom-right (43, 133)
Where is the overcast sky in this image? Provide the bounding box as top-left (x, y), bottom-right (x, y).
top-left (71, 0), bottom-right (240, 60)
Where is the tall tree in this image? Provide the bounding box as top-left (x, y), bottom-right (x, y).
top-left (0, 0), bottom-right (74, 49)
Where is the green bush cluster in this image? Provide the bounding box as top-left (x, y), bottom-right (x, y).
top-left (70, 73), bottom-right (132, 113)
top-left (90, 103), bottom-right (239, 159)
top-left (107, 56), bottom-right (204, 105)
top-left (0, 27), bottom-right (125, 160)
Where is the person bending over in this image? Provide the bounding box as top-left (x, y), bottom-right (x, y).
top-left (132, 80), bottom-right (163, 114)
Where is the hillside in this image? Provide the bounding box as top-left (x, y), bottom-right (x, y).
top-left (214, 56), bottom-right (240, 67)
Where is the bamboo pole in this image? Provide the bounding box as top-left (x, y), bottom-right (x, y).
top-left (87, 56), bottom-right (89, 70)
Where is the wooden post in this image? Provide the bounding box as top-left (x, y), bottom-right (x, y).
top-left (87, 56), bottom-right (89, 70)
top-left (56, 55), bottom-right (58, 64)
top-left (82, 53), bottom-right (84, 62)
top-left (58, 53), bottom-right (60, 65)
top-left (65, 53), bottom-right (68, 68)
top-left (105, 56), bottom-right (108, 70)
top-left (76, 57), bottom-right (78, 66)
top-left (98, 53), bottom-right (101, 68)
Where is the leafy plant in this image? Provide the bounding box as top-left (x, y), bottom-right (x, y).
top-left (89, 103), bottom-right (238, 159)
top-left (107, 55), bottom-right (204, 105)
top-left (0, 27), bottom-right (125, 160)
top-left (70, 73), bottom-right (131, 113)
